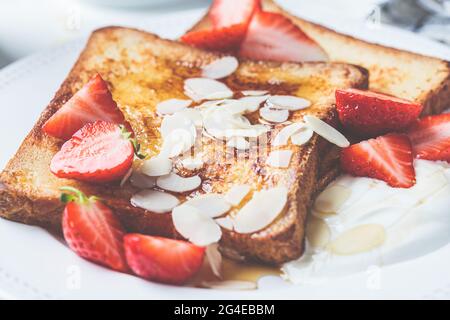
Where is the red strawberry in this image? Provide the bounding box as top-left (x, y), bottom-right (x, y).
top-left (61, 187), bottom-right (128, 272)
top-left (124, 234), bottom-right (205, 285)
top-left (341, 134), bottom-right (416, 188)
top-left (50, 121), bottom-right (139, 183)
top-left (210, 0), bottom-right (261, 29)
top-left (439, 148), bottom-right (450, 162)
top-left (406, 113), bottom-right (450, 160)
top-left (42, 74), bottom-right (127, 141)
top-left (181, 25), bottom-right (245, 52)
top-left (336, 88), bottom-right (423, 137)
top-left (239, 11), bottom-right (328, 62)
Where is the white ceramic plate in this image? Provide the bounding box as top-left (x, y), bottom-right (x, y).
top-left (0, 7), bottom-right (450, 300)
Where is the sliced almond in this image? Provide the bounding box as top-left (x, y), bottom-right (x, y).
top-left (201, 280), bottom-right (257, 291)
top-left (206, 243), bottom-right (223, 278)
top-left (184, 78), bottom-right (233, 102)
top-left (272, 123), bottom-right (305, 146)
top-left (260, 106), bottom-right (289, 123)
top-left (160, 113), bottom-right (196, 140)
top-left (225, 185), bottom-right (251, 206)
top-left (156, 99), bottom-right (192, 115)
top-left (306, 217), bottom-right (331, 249)
top-left (140, 156), bottom-right (172, 177)
top-left (160, 129), bottom-right (196, 158)
top-left (172, 204), bottom-right (222, 246)
top-left (314, 185), bottom-right (352, 214)
top-left (234, 187), bottom-right (288, 234)
top-left (176, 109), bottom-right (203, 127)
top-left (156, 173), bottom-right (201, 193)
top-left (267, 95), bottom-right (311, 111)
top-left (215, 216), bottom-right (234, 231)
top-left (266, 150), bottom-right (293, 168)
top-left (130, 171), bottom-right (156, 189)
top-left (184, 194), bottom-right (231, 218)
top-left (291, 128), bottom-right (314, 146)
top-left (304, 115), bottom-right (350, 148)
top-left (227, 137), bottom-right (250, 150)
top-left (227, 96), bottom-right (269, 114)
top-left (242, 90), bottom-right (269, 96)
top-left (201, 56), bottom-right (239, 80)
top-left (328, 224), bottom-right (386, 255)
top-left (131, 190), bottom-right (179, 214)
top-left (180, 156), bottom-right (204, 171)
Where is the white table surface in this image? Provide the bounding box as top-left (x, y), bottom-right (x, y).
top-left (0, 0), bottom-right (386, 68)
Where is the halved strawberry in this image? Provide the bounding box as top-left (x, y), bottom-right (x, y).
top-left (341, 134), bottom-right (416, 188)
top-left (406, 114), bottom-right (450, 160)
top-left (124, 234), bottom-right (205, 285)
top-left (181, 25), bottom-right (246, 52)
top-left (50, 121), bottom-right (140, 183)
top-left (42, 74), bottom-right (127, 141)
top-left (336, 89), bottom-right (423, 137)
top-left (61, 187), bottom-right (128, 272)
top-left (210, 0), bottom-right (261, 29)
top-left (239, 11), bottom-right (328, 62)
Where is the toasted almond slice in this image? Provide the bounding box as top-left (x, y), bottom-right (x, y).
top-left (176, 108), bottom-right (203, 127)
top-left (267, 95), bottom-right (311, 111)
top-left (242, 90), bottom-right (269, 96)
top-left (160, 129), bottom-right (196, 158)
top-left (184, 194), bottom-right (232, 218)
top-left (140, 156), bottom-right (172, 177)
top-left (328, 224), bottom-right (386, 255)
top-left (206, 243), bottom-right (223, 278)
top-left (156, 99), bottom-right (192, 115)
top-left (266, 150), bottom-right (293, 168)
top-left (291, 128), bottom-right (314, 146)
top-left (260, 106), bottom-right (289, 123)
top-left (156, 173), bottom-right (201, 193)
top-left (131, 190), bottom-right (179, 214)
top-left (304, 115), bottom-right (350, 148)
top-left (227, 137), bottom-right (250, 150)
top-left (172, 204), bottom-right (222, 246)
top-left (272, 123), bottom-right (305, 146)
top-left (306, 217), bottom-right (331, 249)
top-left (314, 185), bottom-right (352, 213)
top-left (160, 113), bottom-right (196, 139)
top-left (225, 185), bottom-right (251, 206)
top-left (180, 156), bottom-right (204, 171)
top-left (201, 280), bottom-right (257, 291)
top-left (227, 96), bottom-right (269, 114)
top-left (184, 78), bottom-right (234, 102)
top-left (202, 56), bottom-right (239, 80)
top-left (234, 187), bottom-right (288, 234)
top-left (130, 171), bottom-right (156, 189)
top-left (215, 216), bottom-right (234, 231)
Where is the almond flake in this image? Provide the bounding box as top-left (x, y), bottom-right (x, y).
top-left (202, 56), bottom-right (239, 80)
top-left (267, 95), bottom-right (311, 111)
top-left (304, 115), bottom-right (350, 148)
top-left (184, 78), bottom-right (233, 102)
top-left (130, 171), bottom-right (156, 189)
top-left (156, 173), bottom-right (201, 193)
top-left (266, 150), bottom-right (293, 168)
top-left (291, 129), bottom-right (314, 146)
top-left (156, 99), bottom-right (192, 115)
top-left (328, 224), bottom-right (386, 255)
top-left (272, 123), bottom-right (305, 146)
top-left (215, 216), bottom-right (234, 231)
top-left (180, 156), bottom-right (204, 171)
top-left (206, 243), bottom-right (223, 278)
top-left (184, 194), bottom-right (231, 218)
top-left (225, 185), bottom-right (251, 206)
top-left (234, 187), bottom-right (288, 234)
top-left (260, 106), bottom-right (289, 123)
top-left (131, 190), bottom-right (179, 214)
top-left (242, 90), bottom-right (269, 96)
top-left (314, 185), bottom-right (352, 214)
top-left (140, 156), bottom-right (172, 177)
top-left (160, 129), bottom-right (196, 158)
top-left (160, 113), bottom-right (196, 140)
top-left (201, 280), bottom-right (257, 291)
top-left (227, 137), bottom-right (250, 150)
top-left (172, 204), bottom-right (222, 246)
top-left (226, 96), bottom-right (269, 114)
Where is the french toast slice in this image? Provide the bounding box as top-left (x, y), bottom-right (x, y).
top-left (0, 27), bottom-right (368, 264)
top-left (188, 0), bottom-right (450, 116)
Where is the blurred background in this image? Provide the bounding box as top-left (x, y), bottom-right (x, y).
top-left (0, 0), bottom-right (448, 69)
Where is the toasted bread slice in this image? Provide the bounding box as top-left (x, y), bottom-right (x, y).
top-left (188, 0), bottom-right (450, 115)
top-left (0, 27), bottom-right (367, 264)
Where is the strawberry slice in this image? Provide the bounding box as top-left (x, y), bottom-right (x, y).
top-left (239, 11), bottom-right (328, 62)
top-left (61, 187), bottom-right (128, 272)
top-left (181, 25), bottom-right (246, 52)
top-left (50, 121), bottom-right (139, 183)
top-left (124, 234), bottom-right (205, 285)
top-left (42, 74), bottom-right (127, 141)
top-left (210, 0), bottom-right (261, 29)
top-left (406, 114), bottom-right (450, 160)
top-left (341, 134), bottom-right (416, 188)
top-left (336, 89), bottom-right (423, 137)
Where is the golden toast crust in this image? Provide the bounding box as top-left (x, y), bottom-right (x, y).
top-left (0, 27), bottom-right (368, 264)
